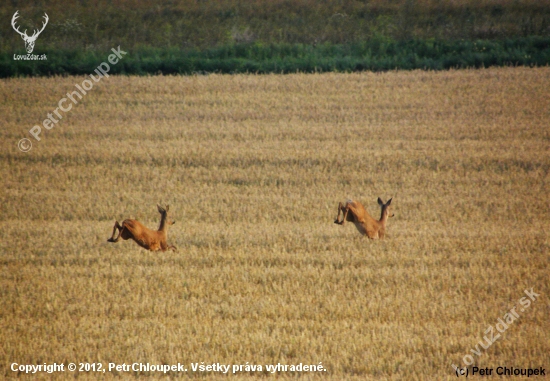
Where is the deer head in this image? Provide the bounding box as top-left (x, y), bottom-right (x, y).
top-left (11, 11), bottom-right (49, 53)
top-left (378, 197), bottom-right (395, 218)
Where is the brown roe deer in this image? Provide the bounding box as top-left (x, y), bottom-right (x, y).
top-left (334, 198), bottom-right (394, 239)
top-left (107, 204), bottom-right (177, 251)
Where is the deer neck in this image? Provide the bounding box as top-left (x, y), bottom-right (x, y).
top-left (378, 208), bottom-right (389, 225)
top-left (158, 214), bottom-right (168, 233)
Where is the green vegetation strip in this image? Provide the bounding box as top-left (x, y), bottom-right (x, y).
top-left (2, 37), bottom-right (549, 77)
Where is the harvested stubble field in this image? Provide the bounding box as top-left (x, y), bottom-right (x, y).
top-left (1, 68), bottom-right (549, 380)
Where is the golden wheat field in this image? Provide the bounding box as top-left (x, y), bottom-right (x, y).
top-left (1, 68), bottom-right (549, 380)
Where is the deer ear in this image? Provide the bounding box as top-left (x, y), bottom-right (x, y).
top-left (157, 204), bottom-right (164, 213)
top-left (165, 205), bottom-right (170, 212)
top-left (378, 197), bottom-right (384, 206)
top-left (386, 198), bottom-right (392, 206)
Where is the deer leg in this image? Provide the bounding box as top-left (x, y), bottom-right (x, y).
top-left (107, 221), bottom-right (121, 242)
top-left (335, 202), bottom-right (344, 224)
top-left (340, 205), bottom-right (351, 226)
top-left (107, 221), bottom-right (124, 242)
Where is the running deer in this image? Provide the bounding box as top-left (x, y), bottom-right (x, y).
top-left (107, 205), bottom-right (177, 251)
top-left (334, 198), bottom-right (394, 239)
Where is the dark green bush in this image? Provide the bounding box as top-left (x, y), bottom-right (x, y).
top-left (2, 37), bottom-right (549, 77)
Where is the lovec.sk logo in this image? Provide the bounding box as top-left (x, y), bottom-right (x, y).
top-left (11, 11), bottom-right (48, 60)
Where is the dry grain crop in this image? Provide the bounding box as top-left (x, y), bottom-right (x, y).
top-left (1, 68), bottom-right (549, 380)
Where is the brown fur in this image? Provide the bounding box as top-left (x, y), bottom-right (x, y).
top-left (107, 204), bottom-right (177, 251)
top-left (334, 197), bottom-right (394, 239)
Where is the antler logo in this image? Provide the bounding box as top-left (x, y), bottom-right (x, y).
top-left (11, 11), bottom-right (49, 53)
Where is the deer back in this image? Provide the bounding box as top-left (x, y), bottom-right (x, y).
top-left (122, 219), bottom-right (164, 250)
